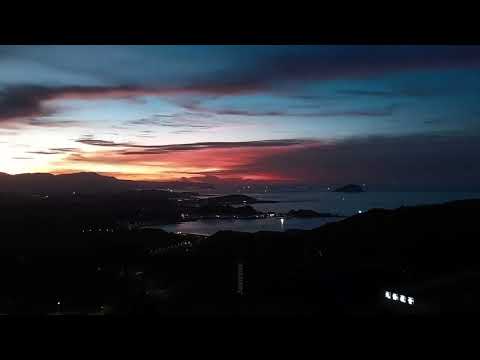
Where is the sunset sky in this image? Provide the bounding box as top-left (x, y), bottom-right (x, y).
top-left (2, 45), bottom-right (480, 188)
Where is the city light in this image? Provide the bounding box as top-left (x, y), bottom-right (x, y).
top-left (385, 291), bottom-right (391, 299)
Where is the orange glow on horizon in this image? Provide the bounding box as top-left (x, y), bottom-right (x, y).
top-left (42, 142), bottom-right (313, 182)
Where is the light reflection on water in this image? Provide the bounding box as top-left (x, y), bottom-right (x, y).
top-left (158, 216), bottom-right (343, 236)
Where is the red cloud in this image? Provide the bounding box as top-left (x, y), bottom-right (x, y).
top-left (50, 134), bottom-right (480, 188)
top-left (57, 139), bottom-right (320, 182)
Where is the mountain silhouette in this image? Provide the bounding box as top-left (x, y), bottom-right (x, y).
top-left (3, 171), bottom-right (206, 194)
top-left (0, 172), bottom-right (132, 194)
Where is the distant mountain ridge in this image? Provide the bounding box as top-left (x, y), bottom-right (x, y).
top-left (0, 172), bottom-right (215, 194)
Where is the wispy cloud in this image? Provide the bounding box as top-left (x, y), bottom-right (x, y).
top-left (336, 88), bottom-right (444, 98)
top-left (26, 118), bottom-right (81, 127)
top-left (179, 103), bottom-right (397, 119)
top-left (76, 139), bottom-right (133, 147)
top-left (49, 147), bottom-right (80, 152)
top-left (305, 104), bottom-right (398, 118)
top-left (125, 113), bottom-right (219, 132)
top-left (75, 138), bottom-right (314, 153)
top-left (27, 150), bottom-right (64, 155)
top-left (27, 147), bottom-right (79, 155)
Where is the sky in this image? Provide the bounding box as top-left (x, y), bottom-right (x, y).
top-left (1, 45), bottom-right (480, 188)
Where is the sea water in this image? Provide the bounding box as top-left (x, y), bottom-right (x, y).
top-left (158, 191), bottom-right (480, 235)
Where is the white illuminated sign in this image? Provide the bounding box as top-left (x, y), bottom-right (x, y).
top-left (385, 290), bottom-right (415, 306)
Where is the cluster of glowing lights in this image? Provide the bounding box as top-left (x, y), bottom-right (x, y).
top-left (82, 228), bottom-right (114, 233)
top-left (385, 291), bottom-right (414, 305)
top-left (237, 263), bottom-right (245, 296)
top-left (148, 240), bottom-right (192, 255)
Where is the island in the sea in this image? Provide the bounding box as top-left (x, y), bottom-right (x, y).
top-left (333, 184), bottom-right (365, 193)
top-left (178, 197), bottom-right (340, 223)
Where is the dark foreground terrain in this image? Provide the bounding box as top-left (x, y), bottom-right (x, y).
top-left (1, 192), bottom-right (480, 316)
